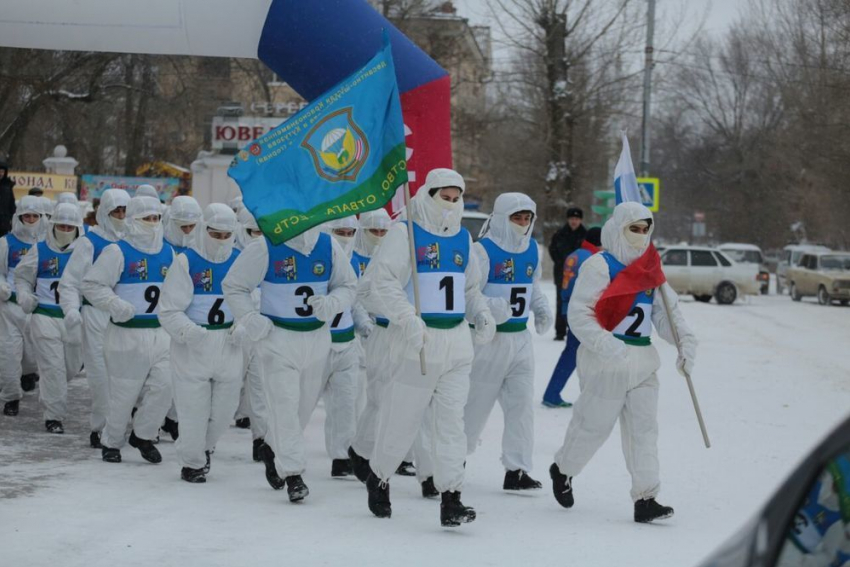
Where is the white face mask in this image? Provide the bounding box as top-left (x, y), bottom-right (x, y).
top-left (109, 216), bottom-right (125, 233)
top-left (203, 233), bottom-right (233, 262)
top-left (433, 192), bottom-right (461, 211)
top-left (624, 226), bottom-right (649, 250)
top-left (332, 234), bottom-right (354, 248)
top-left (19, 219), bottom-right (40, 239)
top-left (137, 219), bottom-right (161, 234)
top-left (510, 222), bottom-right (529, 237)
top-left (53, 228), bottom-right (77, 248)
top-left (363, 231), bottom-right (384, 248)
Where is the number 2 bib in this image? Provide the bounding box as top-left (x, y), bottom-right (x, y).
top-left (114, 240), bottom-right (174, 327)
top-left (601, 251), bottom-right (654, 345)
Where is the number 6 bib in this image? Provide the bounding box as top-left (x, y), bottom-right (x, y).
top-left (184, 247), bottom-right (240, 329)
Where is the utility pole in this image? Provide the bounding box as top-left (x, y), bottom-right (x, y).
top-left (639, 0), bottom-right (656, 178)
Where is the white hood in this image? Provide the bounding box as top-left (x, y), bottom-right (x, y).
top-left (93, 188), bottom-right (131, 241)
top-left (11, 196), bottom-right (43, 243)
top-left (36, 196), bottom-right (54, 239)
top-left (124, 196), bottom-right (164, 254)
top-left (285, 226), bottom-right (321, 256)
top-left (56, 192), bottom-right (78, 205)
top-left (235, 207), bottom-right (261, 250)
top-left (134, 184), bottom-right (159, 200)
top-left (406, 168), bottom-right (465, 236)
top-left (46, 202), bottom-right (83, 251)
top-left (163, 195), bottom-right (202, 248)
top-left (601, 202), bottom-right (655, 266)
top-left (193, 203), bottom-right (238, 263)
top-left (479, 192), bottom-right (537, 253)
top-left (324, 216), bottom-right (359, 256)
top-left (354, 208), bottom-right (392, 257)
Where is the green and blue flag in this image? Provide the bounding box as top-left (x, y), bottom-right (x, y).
top-left (228, 39), bottom-right (408, 245)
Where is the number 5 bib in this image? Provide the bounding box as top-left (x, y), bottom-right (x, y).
top-left (478, 236), bottom-right (538, 332)
top-left (260, 233), bottom-right (333, 332)
top-left (113, 240), bottom-right (174, 327)
top-left (404, 222), bottom-right (469, 329)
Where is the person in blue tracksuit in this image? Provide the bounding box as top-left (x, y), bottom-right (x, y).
top-left (541, 227), bottom-right (601, 408)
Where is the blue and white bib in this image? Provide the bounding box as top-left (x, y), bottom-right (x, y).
top-left (34, 242), bottom-right (71, 317)
top-left (479, 237), bottom-right (538, 332)
top-left (260, 233), bottom-right (332, 331)
top-left (114, 240), bottom-right (174, 326)
top-left (4, 234), bottom-right (32, 298)
top-left (184, 248), bottom-right (239, 329)
top-left (602, 251), bottom-right (654, 344)
top-left (405, 222), bottom-right (469, 328)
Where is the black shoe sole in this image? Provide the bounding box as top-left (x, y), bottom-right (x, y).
top-left (181, 474), bottom-right (207, 484)
top-left (441, 511), bottom-right (476, 527)
top-left (102, 449), bottom-right (122, 463)
top-left (635, 510), bottom-right (674, 523)
top-left (288, 487), bottom-right (309, 502)
top-left (258, 444), bottom-right (286, 490)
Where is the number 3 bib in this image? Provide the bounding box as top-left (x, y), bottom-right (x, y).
top-left (114, 240), bottom-right (174, 327)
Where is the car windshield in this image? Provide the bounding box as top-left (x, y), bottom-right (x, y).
top-left (820, 255), bottom-right (850, 271)
top-left (722, 249), bottom-right (763, 264)
top-left (462, 217), bottom-right (487, 241)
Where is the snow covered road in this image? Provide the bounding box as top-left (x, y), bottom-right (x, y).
top-left (2, 289), bottom-right (849, 566)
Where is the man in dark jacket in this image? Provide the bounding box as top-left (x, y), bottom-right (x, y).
top-left (548, 207), bottom-right (586, 340)
top-left (0, 160), bottom-right (16, 237)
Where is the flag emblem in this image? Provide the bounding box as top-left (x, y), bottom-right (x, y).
top-left (302, 108), bottom-right (369, 183)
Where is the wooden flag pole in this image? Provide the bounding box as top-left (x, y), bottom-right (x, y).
top-left (658, 284), bottom-right (711, 448)
top-left (402, 182), bottom-right (427, 375)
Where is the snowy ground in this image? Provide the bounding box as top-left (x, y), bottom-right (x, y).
top-left (2, 287), bottom-right (850, 567)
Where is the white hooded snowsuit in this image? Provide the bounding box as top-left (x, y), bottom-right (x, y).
top-left (82, 196), bottom-right (174, 449)
top-left (463, 193), bottom-right (553, 473)
top-left (59, 188), bottom-right (131, 432)
top-left (163, 195), bottom-right (202, 254)
top-left (14, 203), bottom-right (85, 421)
top-left (223, 227), bottom-right (357, 477)
top-left (554, 202), bottom-right (698, 501)
top-left (160, 204), bottom-right (245, 471)
top-left (359, 169), bottom-right (495, 491)
top-left (298, 217), bottom-right (365, 462)
top-left (0, 196), bottom-right (42, 404)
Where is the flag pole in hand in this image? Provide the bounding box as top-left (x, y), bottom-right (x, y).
top-left (402, 182), bottom-right (427, 375)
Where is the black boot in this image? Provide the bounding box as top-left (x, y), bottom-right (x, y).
top-left (181, 467), bottom-right (207, 484)
top-left (102, 447), bottom-right (122, 463)
top-left (3, 400), bottom-right (19, 416)
top-left (90, 431), bottom-right (103, 449)
top-left (634, 498), bottom-right (674, 523)
top-left (258, 442), bottom-right (286, 490)
top-left (20, 373), bottom-right (38, 392)
top-left (235, 417), bottom-right (251, 429)
top-left (504, 469), bottom-right (543, 491)
top-left (549, 463), bottom-right (574, 508)
top-left (421, 476), bottom-right (439, 499)
top-left (203, 451), bottom-right (212, 474)
top-left (366, 472), bottom-right (391, 518)
top-left (396, 461), bottom-right (416, 476)
top-left (129, 431), bottom-right (162, 464)
top-left (252, 438), bottom-right (264, 462)
top-left (331, 458), bottom-right (353, 478)
top-left (45, 420), bottom-right (64, 434)
top-left (161, 417), bottom-right (179, 441)
top-left (440, 491), bottom-right (476, 527)
top-left (285, 475), bottom-right (309, 502)
top-left (348, 446), bottom-right (371, 484)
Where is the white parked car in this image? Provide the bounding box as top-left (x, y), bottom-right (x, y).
top-left (718, 243), bottom-right (770, 295)
top-left (660, 246), bottom-right (760, 304)
top-left (776, 244), bottom-right (830, 295)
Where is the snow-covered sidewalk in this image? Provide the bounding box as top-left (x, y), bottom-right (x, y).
top-left (2, 290), bottom-right (849, 566)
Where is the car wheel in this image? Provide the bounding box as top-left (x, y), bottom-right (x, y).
top-left (715, 282), bottom-right (737, 305)
top-left (693, 295), bottom-right (712, 303)
top-left (840, 300), bottom-right (849, 306)
top-left (818, 286), bottom-right (831, 306)
top-left (791, 283), bottom-right (802, 302)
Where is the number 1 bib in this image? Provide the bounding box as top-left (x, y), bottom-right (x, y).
top-left (34, 241), bottom-right (71, 318)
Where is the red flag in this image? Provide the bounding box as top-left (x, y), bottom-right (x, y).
top-left (596, 245), bottom-right (666, 332)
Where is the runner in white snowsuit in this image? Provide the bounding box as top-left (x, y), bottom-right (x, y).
top-left (223, 225), bottom-right (357, 502)
top-left (14, 203), bottom-right (84, 433)
top-left (82, 196), bottom-right (174, 465)
top-left (160, 203), bottom-right (245, 483)
top-left (58, 188), bottom-right (130, 447)
top-left (550, 202), bottom-right (698, 523)
top-left (0, 196), bottom-right (42, 416)
top-left (359, 168), bottom-right (495, 527)
top-left (463, 192), bottom-right (553, 490)
top-left (163, 195), bottom-right (202, 255)
top-left (233, 207), bottom-right (268, 460)
top-left (296, 216), bottom-right (365, 478)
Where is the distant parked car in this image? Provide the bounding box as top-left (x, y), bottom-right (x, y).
top-left (719, 243), bottom-right (770, 295)
top-left (776, 244), bottom-right (830, 295)
top-left (461, 210), bottom-right (489, 242)
top-left (786, 251), bottom-right (850, 306)
top-left (660, 246), bottom-right (760, 304)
